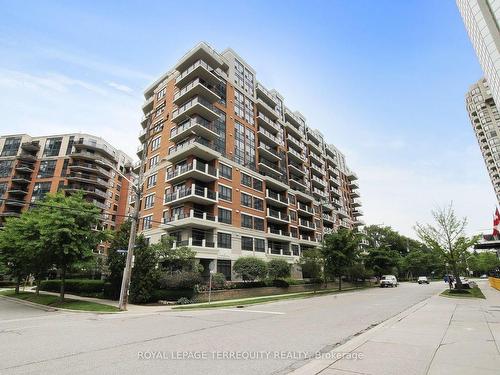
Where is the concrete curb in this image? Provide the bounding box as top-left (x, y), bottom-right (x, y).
top-left (287, 296), bottom-right (433, 374)
top-left (0, 295), bottom-right (121, 314)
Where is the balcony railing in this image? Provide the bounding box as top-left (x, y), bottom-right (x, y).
top-left (258, 126), bottom-right (283, 146)
top-left (166, 159), bottom-right (217, 181)
top-left (163, 208), bottom-right (217, 224)
top-left (299, 218), bottom-right (316, 229)
top-left (267, 208), bottom-right (290, 222)
top-left (176, 59), bottom-right (218, 85)
top-left (172, 95), bottom-right (218, 121)
top-left (266, 189), bottom-right (288, 205)
top-left (257, 111), bottom-right (280, 133)
top-left (164, 184), bottom-right (217, 204)
top-left (298, 202), bottom-right (313, 214)
top-left (172, 237), bottom-right (216, 249)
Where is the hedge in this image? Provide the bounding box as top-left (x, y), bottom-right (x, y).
top-left (151, 289), bottom-right (195, 302)
top-left (40, 279), bottom-right (105, 294)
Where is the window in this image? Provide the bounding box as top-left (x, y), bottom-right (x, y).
top-left (65, 136), bottom-right (74, 155)
top-left (253, 197), bottom-right (263, 211)
top-left (37, 160), bottom-right (57, 178)
top-left (290, 210), bottom-right (297, 222)
top-left (61, 159), bottom-right (69, 177)
top-left (217, 259), bottom-right (232, 280)
top-left (0, 182), bottom-right (7, 198)
top-left (143, 215), bottom-right (153, 230)
top-left (157, 87), bottom-right (166, 100)
top-left (147, 174), bottom-right (157, 188)
top-left (218, 185), bottom-right (232, 201)
top-left (43, 137), bottom-right (62, 157)
top-left (254, 217), bottom-right (264, 231)
top-left (234, 122), bottom-right (256, 168)
top-left (144, 194), bottom-right (155, 209)
top-left (31, 182), bottom-right (52, 202)
top-left (241, 173), bottom-right (252, 187)
top-left (291, 244), bottom-right (300, 256)
top-left (218, 208), bottom-right (232, 224)
top-left (289, 194), bottom-right (296, 205)
top-left (217, 233), bottom-right (231, 249)
top-left (155, 104), bottom-right (165, 118)
top-left (253, 179), bottom-right (263, 191)
top-left (149, 155), bottom-right (159, 168)
top-left (220, 163), bottom-right (232, 179)
top-left (151, 136), bottom-right (161, 151)
top-left (242, 236), bottom-right (253, 251)
top-left (1, 137), bottom-right (21, 157)
top-left (241, 214), bottom-right (252, 229)
top-left (255, 238), bottom-right (265, 252)
top-left (241, 192), bottom-right (252, 207)
top-left (0, 160), bottom-right (13, 178)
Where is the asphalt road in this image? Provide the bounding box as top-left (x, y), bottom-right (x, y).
top-left (0, 282), bottom-right (444, 375)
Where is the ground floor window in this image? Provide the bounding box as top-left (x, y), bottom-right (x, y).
top-left (217, 260), bottom-right (232, 280)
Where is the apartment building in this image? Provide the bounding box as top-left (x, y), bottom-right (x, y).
top-left (0, 133), bottom-right (134, 251)
top-left (137, 43), bottom-right (363, 279)
top-left (457, 0), bottom-right (500, 106)
top-left (466, 78), bottom-right (500, 203)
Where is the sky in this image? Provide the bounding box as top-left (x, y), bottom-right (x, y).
top-left (0, 0), bottom-right (494, 238)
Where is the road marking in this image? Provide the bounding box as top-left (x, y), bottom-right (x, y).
top-left (220, 308), bottom-right (285, 315)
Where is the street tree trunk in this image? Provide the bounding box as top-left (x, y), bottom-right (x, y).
top-left (35, 279), bottom-right (40, 296)
top-left (15, 276), bottom-right (20, 294)
top-left (338, 274), bottom-right (342, 291)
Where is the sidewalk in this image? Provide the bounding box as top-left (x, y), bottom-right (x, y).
top-left (290, 280), bottom-right (500, 375)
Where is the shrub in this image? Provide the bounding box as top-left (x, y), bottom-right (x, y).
top-left (271, 279), bottom-right (290, 288)
top-left (228, 281), bottom-right (268, 289)
top-left (233, 257), bottom-right (268, 281)
top-left (177, 297), bottom-right (192, 305)
top-left (159, 271), bottom-right (202, 290)
top-left (151, 289), bottom-right (195, 302)
top-left (211, 273), bottom-right (227, 289)
top-left (268, 259), bottom-right (291, 280)
top-left (40, 279), bottom-right (105, 295)
top-left (0, 280), bottom-right (16, 287)
top-left (283, 278), bottom-right (307, 285)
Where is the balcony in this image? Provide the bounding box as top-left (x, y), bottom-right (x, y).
top-left (347, 170), bottom-right (358, 181)
top-left (322, 213), bottom-right (335, 224)
top-left (170, 116), bottom-right (219, 143)
top-left (166, 159), bottom-right (218, 184)
top-left (258, 126), bottom-right (282, 147)
top-left (353, 209), bottom-right (363, 217)
top-left (175, 59), bottom-right (221, 88)
top-left (4, 199), bottom-right (25, 207)
top-left (166, 137), bottom-right (220, 163)
top-left (73, 139), bottom-right (117, 161)
top-left (287, 134), bottom-right (304, 151)
top-left (164, 184), bottom-right (217, 205)
top-left (353, 219), bottom-right (365, 227)
top-left (10, 175), bottom-right (31, 184)
top-left (63, 185), bottom-right (108, 199)
top-left (17, 153), bottom-right (36, 163)
top-left (339, 220), bottom-right (351, 229)
top-left (265, 189), bottom-right (288, 207)
top-left (287, 147), bottom-right (305, 163)
top-left (266, 208), bottom-right (290, 224)
top-left (256, 98), bottom-right (279, 121)
top-left (289, 177), bottom-right (309, 193)
top-left (0, 211), bottom-right (21, 218)
top-left (69, 162), bottom-right (111, 178)
top-left (173, 78), bottom-right (220, 105)
top-left (329, 174), bottom-right (340, 187)
top-left (312, 188), bottom-right (327, 200)
top-left (299, 234), bottom-right (318, 244)
top-left (142, 95), bottom-right (154, 114)
top-left (256, 83), bottom-right (278, 109)
top-left (297, 202), bottom-right (314, 217)
top-left (257, 112), bottom-right (281, 134)
top-left (298, 218), bottom-right (316, 231)
top-left (21, 142), bottom-right (40, 153)
top-left (292, 187), bottom-right (313, 203)
top-left (350, 180), bottom-right (360, 190)
top-left (352, 198), bottom-right (362, 207)
top-left (7, 187), bottom-right (28, 195)
top-left (351, 189), bottom-right (360, 198)
top-left (267, 227), bottom-right (293, 241)
top-left (66, 173), bottom-right (109, 188)
top-left (331, 198), bottom-right (341, 208)
top-left (172, 96), bottom-right (219, 124)
top-left (70, 150), bottom-right (107, 164)
top-left (163, 208), bottom-right (218, 229)
top-left (337, 208), bottom-right (349, 219)
top-left (310, 163), bottom-right (324, 176)
top-left (309, 149), bottom-right (323, 165)
top-left (330, 186), bottom-right (341, 198)
top-left (288, 161), bottom-right (306, 177)
top-left (258, 158), bottom-right (281, 177)
top-left (14, 164), bottom-right (34, 173)
top-left (258, 143), bottom-right (281, 163)
top-left (311, 175), bottom-right (327, 188)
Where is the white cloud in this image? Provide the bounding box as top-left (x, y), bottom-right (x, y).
top-left (106, 81), bottom-right (134, 94)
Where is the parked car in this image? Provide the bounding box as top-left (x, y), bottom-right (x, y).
top-left (418, 276), bottom-right (429, 284)
top-left (480, 274), bottom-right (488, 279)
top-left (380, 275), bottom-right (398, 287)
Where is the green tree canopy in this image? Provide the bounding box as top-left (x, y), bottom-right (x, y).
top-left (233, 257), bottom-right (268, 282)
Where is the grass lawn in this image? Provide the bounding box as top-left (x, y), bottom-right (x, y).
top-left (173, 286), bottom-right (369, 310)
top-left (0, 290), bottom-right (120, 312)
top-left (440, 286), bottom-right (486, 299)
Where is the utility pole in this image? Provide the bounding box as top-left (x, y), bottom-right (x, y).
top-left (118, 115), bottom-right (150, 311)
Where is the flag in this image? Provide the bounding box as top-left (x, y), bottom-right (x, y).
top-left (493, 208), bottom-right (500, 237)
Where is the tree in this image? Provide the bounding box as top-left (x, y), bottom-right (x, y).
top-left (35, 193), bottom-right (103, 301)
top-left (364, 247), bottom-right (401, 277)
top-left (415, 204), bottom-right (479, 289)
top-left (106, 220), bottom-right (131, 299)
top-left (233, 257), bottom-right (268, 282)
top-left (129, 235), bottom-right (159, 304)
top-left (152, 237), bottom-right (197, 274)
top-left (268, 259), bottom-right (291, 280)
top-left (298, 248), bottom-right (323, 280)
top-left (321, 228), bottom-right (362, 290)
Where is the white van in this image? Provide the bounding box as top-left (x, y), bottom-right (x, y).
top-left (380, 275), bottom-right (398, 288)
